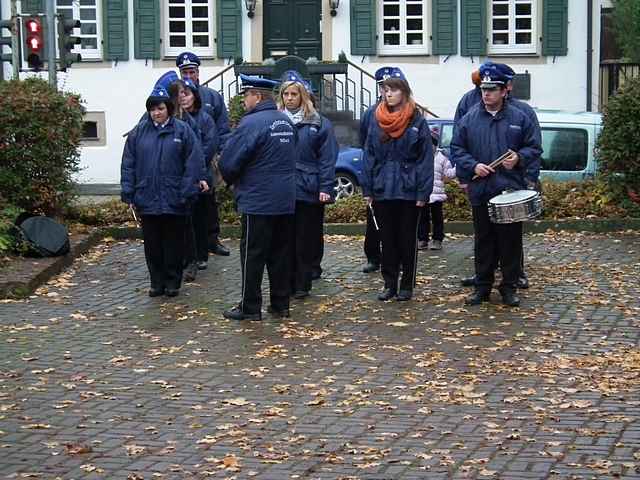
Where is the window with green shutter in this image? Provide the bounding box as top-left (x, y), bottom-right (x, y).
top-left (350, 0), bottom-right (376, 56)
top-left (432, 0), bottom-right (457, 55)
top-left (134, 0), bottom-right (160, 59)
top-left (488, 0), bottom-right (537, 54)
top-left (216, 0), bottom-right (242, 59)
top-left (103, 0), bottom-right (129, 60)
top-left (542, 0), bottom-right (568, 56)
top-left (460, 0), bottom-right (486, 56)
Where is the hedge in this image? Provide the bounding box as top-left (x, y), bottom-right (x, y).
top-left (65, 178), bottom-right (638, 228)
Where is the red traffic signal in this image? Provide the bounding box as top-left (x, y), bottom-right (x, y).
top-left (24, 17), bottom-right (44, 70)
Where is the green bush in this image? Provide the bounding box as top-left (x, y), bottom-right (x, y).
top-left (64, 199), bottom-right (130, 226)
top-left (597, 76), bottom-right (640, 211)
top-left (0, 203), bottom-right (25, 256)
top-left (0, 78), bottom-right (84, 216)
top-left (66, 179), bottom-right (634, 230)
top-left (228, 94), bottom-right (246, 128)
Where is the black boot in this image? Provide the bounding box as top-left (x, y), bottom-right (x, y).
top-left (460, 275), bottom-right (477, 287)
top-left (209, 238), bottom-right (230, 256)
top-left (465, 289), bottom-right (490, 305)
top-left (501, 290), bottom-right (521, 307)
top-left (267, 305), bottom-right (290, 318)
top-left (377, 288), bottom-right (397, 301)
top-left (362, 261), bottom-right (380, 273)
top-left (183, 262), bottom-right (198, 282)
top-left (223, 306), bottom-right (261, 321)
top-left (396, 289), bottom-right (413, 301)
top-left (516, 276), bottom-right (529, 289)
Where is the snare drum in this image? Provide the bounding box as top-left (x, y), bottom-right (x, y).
top-left (488, 190), bottom-right (542, 224)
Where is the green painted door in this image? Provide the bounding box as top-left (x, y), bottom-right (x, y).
top-left (263, 0), bottom-right (321, 59)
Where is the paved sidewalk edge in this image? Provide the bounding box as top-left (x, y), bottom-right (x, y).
top-left (1, 218), bottom-right (638, 300)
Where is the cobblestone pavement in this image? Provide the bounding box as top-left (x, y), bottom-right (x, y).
top-left (1, 232), bottom-right (639, 480)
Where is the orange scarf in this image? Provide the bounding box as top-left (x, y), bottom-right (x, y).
top-left (375, 100), bottom-right (416, 140)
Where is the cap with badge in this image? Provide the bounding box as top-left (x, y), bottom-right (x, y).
top-left (374, 66), bottom-right (406, 83)
top-left (146, 85), bottom-right (171, 111)
top-left (155, 71), bottom-right (179, 92)
top-left (239, 74), bottom-right (280, 93)
top-left (281, 69), bottom-right (313, 92)
top-left (479, 63), bottom-right (510, 89)
top-left (176, 51), bottom-right (201, 70)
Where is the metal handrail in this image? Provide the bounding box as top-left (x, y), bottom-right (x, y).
top-left (201, 62), bottom-right (236, 96)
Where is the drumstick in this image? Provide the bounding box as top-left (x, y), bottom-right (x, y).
top-left (472, 150), bottom-right (514, 180)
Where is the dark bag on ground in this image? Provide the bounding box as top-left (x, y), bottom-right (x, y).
top-left (15, 215), bottom-right (70, 257)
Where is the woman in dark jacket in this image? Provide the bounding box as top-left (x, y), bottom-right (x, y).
top-left (120, 86), bottom-right (204, 297)
top-left (278, 71), bottom-right (338, 298)
top-left (361, 69), bottom-right (434, 301)
top-left (168, 79), bottom-right (217, 281)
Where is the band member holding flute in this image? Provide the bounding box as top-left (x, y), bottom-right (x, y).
top-left (361, 67), bottom-right (434, 302)
top-left (451, 65), bottom-right (542, 307)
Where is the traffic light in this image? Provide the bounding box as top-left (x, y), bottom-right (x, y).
top-left (23, 16), bottom-right (44, 70)
top-left (1, 19), bottom-right (15, 64)
top-left (57, 17), bottom-right (81, 71)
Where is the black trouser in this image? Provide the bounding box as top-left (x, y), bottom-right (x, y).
top-left (239, 213), bottom-right (294, 314)
top-left (184, 196), bottom-right (210, 265)
top-left (207, 188), bottom-right (221, 244)
top-left (141, 214), bottom-right (186, 290)
top-left (293, 201), bottom-right (325, 293)
top-left (311, 206), bottom-right (325, 277)
top-left (364, 203), bottom-right (381, 264)
top-left (418, 201), bottom-right (444, 242)
top-left (375, 200), bottom-right (420, 292)
top-left (472, 205), bottom-right (522, 293)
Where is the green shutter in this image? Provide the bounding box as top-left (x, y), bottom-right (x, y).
top-left (103, 0), bottom-right (129, 60)
top-left (460, 0), bottom-right (486, 56)
top-left (134, 0), bottom-right (160, 59)
top-left (432, 0), bottom-right (457, 55)
top-left (542, 0), bottom-right (568, 56)
top-left (21, 0), bottom-right (44, 14)
top-left (216, 0), bottom-right (242, 59)
top-left (350, 0), bottom-right (376, 56)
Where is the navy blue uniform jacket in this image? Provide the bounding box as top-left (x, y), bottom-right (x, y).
top-left (294, 113), bottom-right (339, 203)
top-left (451, 102), bottom-right (543, 206)
top-left (189, 109), bottom-right (218, 189)
top-left (198, 85), bottom-right (231, 152)
top-left (219, 100), bottom-right (297, 215)
top-left (454, 89), bottom-right (542, 182)
top-left (120, 115), bottom-right (204, 216)
top-left (361, 110), bottom-right (434, 203)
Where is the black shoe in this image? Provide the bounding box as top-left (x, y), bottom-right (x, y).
top-left (460, 276), bottom-right (477, 287)
top-left (396, 289), bottom-right (413, 301)
top-left (377, 288), bottom-right (397, 301)
top-left (501, 291), bottom-right (521, 307)
top-left (165, 288), bottom-right (180, 297)
top-left (293, 290), bottom-right (310, 299)
top-left (267, 305), bottom-right (290, 318)
top-left (516, 276), bottom-right (529, 289)
top-left (362, 261), bottom-right (380, 273)
top-left (209, 239), bottom-right (230, 256)
top-left (223, 306), bottom-right (261, 321)
top-left (197, 260), bottom-right (208, 270)
top-left (465, 290), bottom-right (490, 305)
top-left (183, 262), bottom-right (198, 282)
top-left (148, 287), bottom-right (164, 297)
top-left (311, 270), bottom-right (322, 281)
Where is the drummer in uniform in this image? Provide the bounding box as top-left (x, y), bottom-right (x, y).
top-left (451, 65), bottom-right (542, 307)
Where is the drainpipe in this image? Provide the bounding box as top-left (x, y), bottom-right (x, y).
top-left (586, 0), bottom-right (594, 111)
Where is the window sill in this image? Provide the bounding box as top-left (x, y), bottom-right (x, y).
top-left (371, 54), bottom-right (438, 65)
top-left (153, 58), bottom-right (226, 68)
top-left (69, 60), bottom-right (112, 69)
